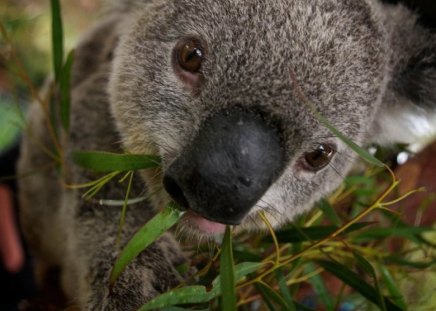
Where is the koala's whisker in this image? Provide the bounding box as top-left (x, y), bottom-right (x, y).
top-left (328, 163), bottom-right (346, 178)
top-left (148, 167), bottom-right (164, 181)
top-left (206, 238), bottom-right (215, 258)
top-left (174, 223), bottom-right (183, 241)
top-left (258, 199), bottom-right (283, 216)
top-left (153, 142), bottom-right (177, 158)
top-left (264, 205), bottom-right (285, 218)
top-left (247, 214), bottom-right (263, 231)
top-left (307, 135), bottom-right (340, 142)
top-left (260, 207), bottom-right (282, 226)
top-left (153, 142), bottom-right (169, 153)
top-left (336, 150), bottom-right (358, 162)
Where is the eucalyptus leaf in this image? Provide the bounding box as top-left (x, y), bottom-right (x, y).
top-left (211, 261), bottom-right (265, 292)
top-left (318, 260), bottom-right (403, 311)
top-left (139, 262), bottom-right (264, 310)
top-left (109, 204), bottom-right (183, 287)
top-left (379, 265), bottom-right (407, 311)
top-left (138, 286), bottom-right (214, 310)
top-left (307, 103), bottom-right (384, 167)
top-left (306, 262), bottom-right (334, 311)
top-left (51, 0), bottom-right (63, 82)
top-left (352, 252), bottom-right (386, 311)
top-left (256, 282), bottom-right (290, 311)
top-left (220, 226), bottom-right (236, 311)
top-left (269, 222), bottom-right (372, 243)
top-left (72, 151), bottom-right (161, 172)
top-left (60, 50), bottom-right (74, 132)
top-left (355, 227), bottom-right (434, 241)
top-left (384, 257), bottom-right (436, 269)
top-left (275, 269), bottom-right (297, 311)
top-left (316, 199), bottom-right (341, 226)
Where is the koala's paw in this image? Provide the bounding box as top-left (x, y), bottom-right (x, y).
top-left (83, 237), bottom-right (186, 311)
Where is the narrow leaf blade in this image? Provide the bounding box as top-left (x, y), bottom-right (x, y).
top-left (318, 260), bottom-right (403, 311)
top-left (306, 262), bottom-right (334, 311)
top-left (313, 109), bottom-right (384, 167)
top-left (275, 269), bottom-right (297, 311)
top-left (109, 204), bottom-right (183, 287)
top-left (355, 227), bottom-right (434, 241)
top-left (379, 265), bottom-right (407, 311)
top-left (50, 0), bottom-right (63, 82)
top-left (270, 222), bottom-right (372, 243)
top-left (220, 226), bottom-right (236, 311)
top-left (211, 261), bottom-right (265, 293)
top-left (60, 50), bottom-right (74, 131)
top-left (317, 199), bottom-right (341, 226)
top-left (72, 151), bottom-right (161, 172)
top-left (138, 286), bottom-right (213, 310)
top-left (352, 252), bottom-right (386, 311)
top-left (256, 282), bottom-right (291, 311)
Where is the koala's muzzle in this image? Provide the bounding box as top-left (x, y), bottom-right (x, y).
top-left (163, 109), bottom-right (285, 225)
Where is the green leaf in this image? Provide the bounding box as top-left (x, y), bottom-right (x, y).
top-left (50, 0), bottom-right (63, 82)
top-left (352, 252), bottom-right (386, 311)
top-left (275, 269), bottom-right (297, 311)
top-left (255, 283), bottom-right (277, 311)
top-left (138, 286), bottom-right (214, 310)
top-left (293, 301), bottom-right (316, 311)
top-left (355, 227), bottom-right (434, 241)
top-left (139, 262), bottom-right (264, 310)
top-left (109, 204), bottom-right (183, 287)
top-left (162, 307), bottom-right (209, 311)
top-left (316, 199), bottom-right (341, 226)
top-left (232, 249), bottom-right (263, 262)
top-left (307, 103), bottom-right (384, 167)
top-left (270, 222), bottom-right (372, 243)
top-left (60, 50), bottom-right (74, 132)
top-left (318, 260), bottom-right (403, 311)
top-left (306, 262), bottom-right (334, 311)
top-left (345, 175), bottom-right (376, 187)
top-left (72, 151), bottom-right (161, 172)
top-left (379, 265), bottom-right (407, 311)
top-left (220, 226), bottom-right (236, 311)
top-left (256, 282), bottom-right (291, 311)
top-left (384, 256), bottom-right (436, 269)
top-left (211, 262), bottom-right (265, 291)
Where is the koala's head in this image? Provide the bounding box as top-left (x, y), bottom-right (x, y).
top-left (109, 0), bottom-right (435, 234)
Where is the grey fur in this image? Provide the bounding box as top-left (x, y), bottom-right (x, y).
top-left (18, 0), bottom-right (436, 309)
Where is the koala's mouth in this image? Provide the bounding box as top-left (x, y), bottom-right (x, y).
top-left (182, 210), bottom-right (227, 235)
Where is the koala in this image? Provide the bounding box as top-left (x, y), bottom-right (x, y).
top-left (18, 0), bottom-right (436, 309)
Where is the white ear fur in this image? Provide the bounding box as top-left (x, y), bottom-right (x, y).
top-left (374, 98), bottom-right (436, 146)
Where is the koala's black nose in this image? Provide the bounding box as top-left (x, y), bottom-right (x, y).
top-left (163, 109), bottom-right (285, 225)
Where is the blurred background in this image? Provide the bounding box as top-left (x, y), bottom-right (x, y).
top-left (0, 0), bottom-right (103, 152)
top-left (0, 1), bottom-right (103, 310)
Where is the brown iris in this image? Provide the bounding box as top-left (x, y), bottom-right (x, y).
top-left (304, 144), bottom-right (335, 171)
top-left (176, 39), bottom-right (204, 73)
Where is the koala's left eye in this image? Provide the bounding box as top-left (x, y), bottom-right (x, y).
top-left (303, 144), bottom-right (335, 171)
top-left (175, 38), bottom-right (204, 73)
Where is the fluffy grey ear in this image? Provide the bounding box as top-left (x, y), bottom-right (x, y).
top-left (373, 3), bottom-right (436, 145)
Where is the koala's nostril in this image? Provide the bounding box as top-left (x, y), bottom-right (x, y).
top-left (163, 175), bottom-right (190, 209)
top-left (238, 176), bottom-right (252, 187)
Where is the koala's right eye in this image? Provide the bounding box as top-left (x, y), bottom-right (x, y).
top-left (175, 38), bottom-right (204, 73)
top-left (302, 144), bottom-right (335, 172)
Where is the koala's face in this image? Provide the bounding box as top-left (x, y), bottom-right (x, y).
top-left (110, 0), bottom-right (387, 234)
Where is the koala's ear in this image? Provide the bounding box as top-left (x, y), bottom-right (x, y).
top-left (372, 3), bottom-right (436, 145)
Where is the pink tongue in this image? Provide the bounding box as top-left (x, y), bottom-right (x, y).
top-left (187, 211), bottom-right (226, 234)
